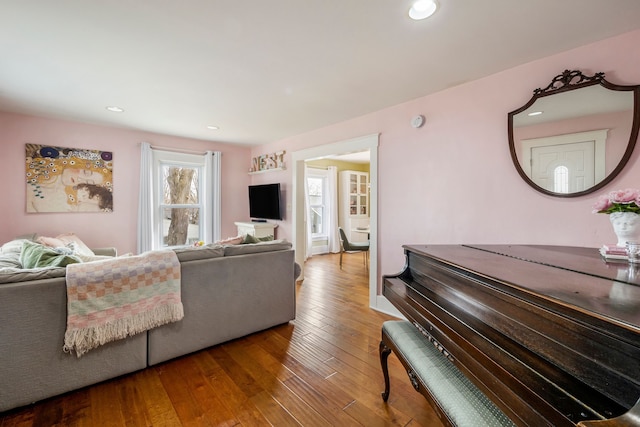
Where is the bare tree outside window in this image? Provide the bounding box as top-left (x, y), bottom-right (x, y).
top-left (162, 166), bottom-right (201, 246)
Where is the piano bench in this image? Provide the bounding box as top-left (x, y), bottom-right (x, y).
top-left (379, 320), bottom-right (515, 427)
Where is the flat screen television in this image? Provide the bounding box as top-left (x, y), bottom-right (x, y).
top-left (248, 183), bottom-right (282, 221)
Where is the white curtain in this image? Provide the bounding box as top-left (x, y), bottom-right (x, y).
top-left (303, 165), bottom-right (313, 260)
top-left (137, 142), bottom-right (153, 254)
top-left (327, 166), bottom-right (341, 253)
top-left (203, 151), bottom-right (221, 243)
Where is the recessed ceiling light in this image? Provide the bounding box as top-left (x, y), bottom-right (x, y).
top-left (528, 111), bottom-right (543, 116)
top-left (409, 0), bottom-right (438, 20)
top-left (105, 106), bottom-right (124, 113)
top-left (206, 125), bottom-right (219, 130)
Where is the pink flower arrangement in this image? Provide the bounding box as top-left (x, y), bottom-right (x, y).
top-left (593, 188), bottom-right (640, 214)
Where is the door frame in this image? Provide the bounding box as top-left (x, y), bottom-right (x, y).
top-left (292, 134), bottom-right (394, 313)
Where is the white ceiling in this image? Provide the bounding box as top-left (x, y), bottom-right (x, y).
top-left (326, 151), bottom-right (371, 164)
top-left (2, 1), bottom-right (640, 146)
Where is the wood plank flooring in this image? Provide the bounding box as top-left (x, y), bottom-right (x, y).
top-left (1, 253), bottom-right (441, 426)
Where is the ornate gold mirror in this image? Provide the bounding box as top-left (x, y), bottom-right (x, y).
top-left (508, 70), bottom-right (640, 197)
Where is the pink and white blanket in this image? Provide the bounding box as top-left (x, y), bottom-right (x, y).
top-left (63, 250), bottom-right (183, 357)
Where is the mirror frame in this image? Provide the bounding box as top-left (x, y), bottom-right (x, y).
top-left (508, 70), bottom-right (640, 198)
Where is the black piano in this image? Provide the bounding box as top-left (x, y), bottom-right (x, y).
top-left (383, 245), bottom-right (640, 426)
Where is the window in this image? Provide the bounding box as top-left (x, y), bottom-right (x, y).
top-left (553, 165), bottom-right (569, 193)
top-left (307, 171), bottom-right (328, 238)
top-left (138, 144), bottom-right (220, 253)
top-left (160, 163), bottom-right (202, 247)
top-left (151, 150), bottom-right (212, 249)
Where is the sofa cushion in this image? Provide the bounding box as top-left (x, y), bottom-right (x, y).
top-left (75, 253), bottom-right (116, 263)
top-left (20, 241), bottom-right (81, 269)
top-left (13, 233), bottom-right (38, 242)
top-left (0, 266), bottom-right (66, 284)
top-left (223, 239), bottom-right (292, 256)
top-left (173, 244), bottom-right (225, 262)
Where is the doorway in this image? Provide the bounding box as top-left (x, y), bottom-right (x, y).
top-left (306, 152), bottom-right (369, 256)
top-left (292, 134), bottom-right (398, 315)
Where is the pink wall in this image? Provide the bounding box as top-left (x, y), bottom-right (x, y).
top-left (1, 113), bottom-right (251, 254)
top-left (251, 29), bottom-right (640, 279)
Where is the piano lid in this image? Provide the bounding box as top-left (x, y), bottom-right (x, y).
top-left (467, 244), bottom-right (640, 286)
top-left (403, 245), bottom-right (640, 332)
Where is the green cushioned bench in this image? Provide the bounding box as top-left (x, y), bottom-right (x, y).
top-left (379, 320), bottom-right (515, 427)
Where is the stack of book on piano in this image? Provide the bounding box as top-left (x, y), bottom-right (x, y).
top-left (599, 244), bottom-right (628, 261)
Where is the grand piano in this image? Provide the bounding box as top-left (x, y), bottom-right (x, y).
top-left (383, 245), bottom-right (640, 426)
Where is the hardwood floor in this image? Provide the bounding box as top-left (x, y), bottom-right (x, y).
top-left (1, 253), bottom-right (441, 426)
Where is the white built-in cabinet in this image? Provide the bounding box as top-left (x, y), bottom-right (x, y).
top-left (339, 170), bottom-right (369, 243)
top-left (235, 222), bottom-right (277, 238)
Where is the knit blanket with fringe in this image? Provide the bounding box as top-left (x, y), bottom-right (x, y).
top-left (63, 250), bottom-right (183, 357)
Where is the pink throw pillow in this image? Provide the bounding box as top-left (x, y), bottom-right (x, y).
top-left (215, 235), bottom-right (243, 245)
top-left (37, 236), bottom-right (67, 248)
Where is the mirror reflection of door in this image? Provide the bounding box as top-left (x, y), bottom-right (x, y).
top-left (530, 141), bottom-right (593, 193)
top-left (508, 70), bottom-right (640, 197)
top-left (522, 129), bottom-right (607, 194)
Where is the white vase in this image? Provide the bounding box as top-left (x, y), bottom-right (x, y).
top-left (609, 211), bottom-right (640, 247)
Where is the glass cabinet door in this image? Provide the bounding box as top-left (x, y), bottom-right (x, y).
top-left (359, 175), bottom-right (367, 194)
top-left (341, 171), bottom-right (369, 224)
top-left (359, 195), bottom-right (367, 215)
top-left (350, 174), bottom-right (358, 194)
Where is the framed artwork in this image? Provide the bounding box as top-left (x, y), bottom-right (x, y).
top-left (26, 144), bottom-right (113, 213)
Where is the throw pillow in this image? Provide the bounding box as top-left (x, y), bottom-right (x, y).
top-left (44, 233), bottom-right (95, 256)
top-left (215, 235), bottom-right (244, 245)
top-left (1, 239), bottom-right (31, 255)
top-left (241, 234), bottom-right (274, 244)
top-left (56, 233), bottom-right (95, 256)
top-left (20, 241), bottom-right (82, 269)
top-left (37, 235), bottom-right (67, 248)
top-left (0, 252), bottom-right (22, 269)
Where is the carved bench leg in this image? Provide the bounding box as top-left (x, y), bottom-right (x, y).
top-left (379, 340), bottom-right (392, 402)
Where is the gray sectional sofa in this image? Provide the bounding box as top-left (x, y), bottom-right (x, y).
top-left (0, 239), bottom-right (298, 413)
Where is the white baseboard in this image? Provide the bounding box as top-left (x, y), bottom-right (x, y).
top-left (371, 295), bottom-right (404, 319)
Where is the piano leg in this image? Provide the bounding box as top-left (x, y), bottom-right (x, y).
top-left (379, 340), bottom-right (392, 402)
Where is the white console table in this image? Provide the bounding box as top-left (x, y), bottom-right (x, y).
top-left (235, 222), bottom-right (277, 238)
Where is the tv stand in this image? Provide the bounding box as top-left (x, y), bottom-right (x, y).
top-left (235, 221), bottom-right (277, 238)
top-left (252, 219), bottom-right (267, 223)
